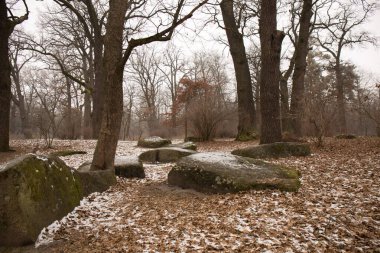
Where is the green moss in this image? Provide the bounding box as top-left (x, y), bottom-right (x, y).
top-left (50, 150), bottom-right (87, 157)
top-left (235, 131), bottom-right (259, 142)
top-left (169, 159), bottom-right (301, 193)
top-left (335, 134), bottom-right (357, 139)
top-left (232, 142), bottom-right (311, 159)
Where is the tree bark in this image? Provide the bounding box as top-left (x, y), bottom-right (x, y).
top-left (82, 55), bottom-right (93, 139)
top-left (289, 0), bottom-right (313, 137)
top-left (11, 61), bottom-right (32, 138)
top-left (259, 0), bottom-right (284, 144)
top-left (335, 62), bottom-right (347, 134)
top-left (91, 42), bottom-right (105, 138)
top-left (0, 0), bottom-right (12, 151)
top-left (91, 0), bottom-right (128, 170)
top-left (220, 0), bottom-right (256, 140)
top-left (65, 78), bottom-right (74, 139)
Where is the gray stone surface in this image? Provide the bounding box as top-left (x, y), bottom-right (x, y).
top-left (0, 155), bottom-right (83, 246)
top-left (114, 157), bottom-right (145, 178)
top-left (168, 142), bottom-right (197, 151)
top-left (168, 152), bottom-right (301, 193)
top-left (76, 163), bottom-right (117, 196)
top-left (139, 148), bottom-right (196, 163)
top-left (137, 136), bottom-right (171, 148)
top-left (232, 142), bottom-right (311, 159)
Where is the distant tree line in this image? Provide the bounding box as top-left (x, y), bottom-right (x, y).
top-left (1, 0), bottom-right (378, 170)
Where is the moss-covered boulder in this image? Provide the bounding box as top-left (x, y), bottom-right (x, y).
top-left (50, 150), bottom-right (87, 157)
top-left (184, 136), bottom-right (202, 142)
top-left (76, 163), bottom-right (117, 196)
top-left (137, 136), bottom-right (171, 148)
top-left (0, 154), bottom-right (83, 246)
top-left (168, 152), bottom-right (301, 193)
top-left (235, 131), bottom-right (259, 142)
top-left (139, 147), bottom-right (197, 163)
top-left (231, 142), bottom-right (311, 159)
top-left (168, 142), bottom-right (197, 151)
top-left (335, 134), bottom-right (357, 139)
top-left (114, 157), bottom-right (145, 178)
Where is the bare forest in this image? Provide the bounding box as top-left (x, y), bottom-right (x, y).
top-left (0, 0), bottom-right (379, 252)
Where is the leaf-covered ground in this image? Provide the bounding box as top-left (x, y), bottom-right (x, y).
top-left (2, 138), bottom-right (380, 252)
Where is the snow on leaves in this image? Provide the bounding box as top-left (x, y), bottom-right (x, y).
top-left (4, 138), bottom-right (379, 252)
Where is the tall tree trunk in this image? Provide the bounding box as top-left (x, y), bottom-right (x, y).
top-left (91, 42), bottom-right (105, 139)
top-left (83, 92), bottom-right (92, 139)
top-left (259, 0), bottom-right (284, 144)
top-left (0, 0), bottom-right (12, 151)
top-left (335, 62), bottom-right (347, 134)
top-left (220, 0), bottom-right (256, 140)
top-left (289, 0), bottom-right (313, 137)
top-left (83, 56), bottom-right (93, 139)
top-left (91, 0), bottom-right (127, 170)
top-left (280, 78), bottom-right (290, 131)
top-left (65, 78), bottom-right (74, 139)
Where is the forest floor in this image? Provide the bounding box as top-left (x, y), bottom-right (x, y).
top-left (1, 137), bottom-right (380, 253)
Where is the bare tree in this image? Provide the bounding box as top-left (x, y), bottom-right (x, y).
top-left (289, 0), bottom-right (313, 137)
top-left (158, 44), bottom-right (187, 128)
top-left (9, 32), bottom-right (33, 138)
top-left (219, 0), bottom-right (257, 141)
top-left (259, 0), bottom-right (285, 144)
top-left (51, 0), bottom-right (107, 138)
top-left (0, 0), bottom-right (28, 151)
top-left (32, 71), bottom-right (66, 148)
top-left (129, 48), bottom-right (164, 133)
top-left (91, 0), bottom-right (208, 170)
top-left (315, 0), bottom-right (376, 134)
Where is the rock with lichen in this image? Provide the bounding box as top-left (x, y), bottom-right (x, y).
top-left (0, 154), bottom-right (83, 246)
top-left (137, 136), bottom-right (171, 148)
top-left (139, 148), bottom-right (196, 163)
top-left (232, 142), bottom-right (311, 159)
top-left (168, 152), bottom-right (301, 193)
top-left (168, 142), bottom-right (197, 151)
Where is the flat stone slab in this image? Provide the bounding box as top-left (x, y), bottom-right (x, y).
top-left (139, 147), bottom-right (197, 163)
top-left (114, 156), bottom-right (145, 178)
top-left (168, 142), bottom-right (197, 151)
top-left (50, 150), bottom-right (87, 157)
top-left (168, 152), bottom-right (301, 193)
top-left (231, 142), bottom-right (311, 159)
top-left (137, 136), bottom-right (171, 148)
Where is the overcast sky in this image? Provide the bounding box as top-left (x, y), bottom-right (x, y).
top-left (21, 1), bottom-right (380, 84)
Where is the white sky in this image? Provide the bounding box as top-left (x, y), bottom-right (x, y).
top-left (20, 1), bottom-right (380, 83)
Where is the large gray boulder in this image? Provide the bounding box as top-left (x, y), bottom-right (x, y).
top-left (76, 163), bottom-right (117, 196)
top-left (0, 154), bottom-right (83, 246)
top-left (139, 147), bottom-right (196, 163)
top-left (168, 142), bottom-right (197, 151)
top-left (114, 157), bottom-right (145, 178)
top-left (232, 142), bottom-right (311, 159)
top-left (137, 136), bottom-right (171, 148)
top-left (168, 152), bottom-right (301, 193)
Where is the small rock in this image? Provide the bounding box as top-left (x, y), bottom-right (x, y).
top-left (137, 136), bottom-right (172, 148)
top-left (114, 156), bottom-right (145, 178)
top-left (76, 163), bottom-right (117, 196)
top-left (139, 148), bottom-right (196, 163)
top-left (168, 142), bottom-right (197, 151)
